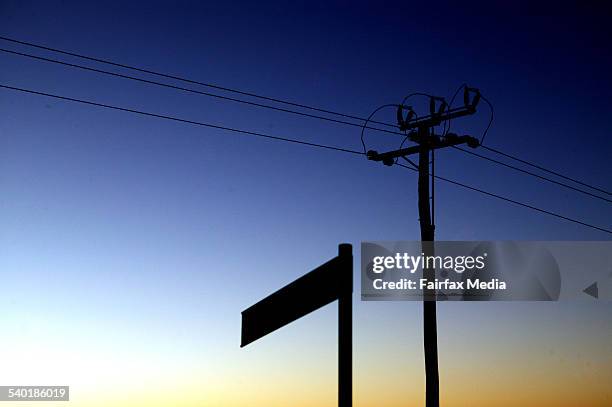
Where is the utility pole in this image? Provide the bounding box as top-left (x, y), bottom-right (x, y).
top-left (417, 125), bottom-right (438, 407)
top-left (367, 87), bottom-right (481, 407)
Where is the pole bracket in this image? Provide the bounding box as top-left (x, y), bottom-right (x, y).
top-left (367, 133), bottom-right (479, 166)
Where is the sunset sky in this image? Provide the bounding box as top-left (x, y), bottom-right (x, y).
top-left (1, 2), bottom-right (611, 406)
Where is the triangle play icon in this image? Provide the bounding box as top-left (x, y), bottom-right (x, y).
top-left (583, 282), bottom-right (598, 299)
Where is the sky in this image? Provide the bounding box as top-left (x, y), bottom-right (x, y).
top-left (0, 1), bottom-right (611, 406)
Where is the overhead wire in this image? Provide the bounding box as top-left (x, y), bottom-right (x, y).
top-left (0, 35), bottom-right (398, 129)
top-left (480, 144), bottom-right (612, 196)
top-left (395, 163), bottom-right (612, 235)
top-left (1, 36), bottom-right (608, 198)
top-left (450, 145), bottom-right (612, 203)
top-left (0, 84), bottom-right (364, 156)
top-left (360, 104), bottom-right (399, 153)
top-left (1, 82), bottom-right (609, 235)
top-left (479, 94), bottom-right (494, 144)
top-left (0, 47), bottom-right (403, 138)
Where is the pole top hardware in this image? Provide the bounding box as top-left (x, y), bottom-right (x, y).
top-left (367, 133), bottom-right (479, 166)
top-left (395, 85), bottom-right (481, 131)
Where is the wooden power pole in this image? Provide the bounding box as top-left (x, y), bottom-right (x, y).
top-left (417, 125), bottom-right (439, 407)
top-left (367, 87), bottom-right (482, 407)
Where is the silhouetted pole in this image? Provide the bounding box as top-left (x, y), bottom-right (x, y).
top-left (241, 243), bottom-right (353, 407)
top-left (338, 243), bottom-right (353, 407)
top-left (417, 126), bottom-right (439, 407)
top-left (366, 87), bottom-right (482, 407)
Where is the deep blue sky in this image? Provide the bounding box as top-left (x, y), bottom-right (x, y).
top-left (2, 2), bottom-right (611, 241)
top-left (1, 2), bottom-right (611, 406)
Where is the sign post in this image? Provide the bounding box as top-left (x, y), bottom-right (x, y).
top-left (241, 243), bottom-right (353, 407)
top-left (337, 243), bottom-right (352, 407)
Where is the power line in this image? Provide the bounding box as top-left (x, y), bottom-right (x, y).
top-left (360, 104), bottom-right (400, 153)
top-left (0, 84), bottom-right (364, 156)
top-left (2, 36), bottom-right (609, 199)
top-left (478, 94), bottom-right (494, 144)
top-left (0, 35), bottom-right (397, 129)
top-left (450, 145), bottom-right (612, 204)
top-left (0, 47), bottom-right (403, 138)
top-left (480, 144), bottom-right (612, 196)
top-left (396, 162), bottom-right (612, 235)
top-left (442, 83), bottom-right (466, 137)
top-left (394, 87), bottom-right (609, 205)
top-left (1, 82), bottom-right (610, 235)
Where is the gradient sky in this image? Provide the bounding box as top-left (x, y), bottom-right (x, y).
top-left (1, 2), bottom-right (611, 406)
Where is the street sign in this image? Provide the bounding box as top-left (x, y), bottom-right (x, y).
top-left (240, 243), bottom-right (353, 407)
